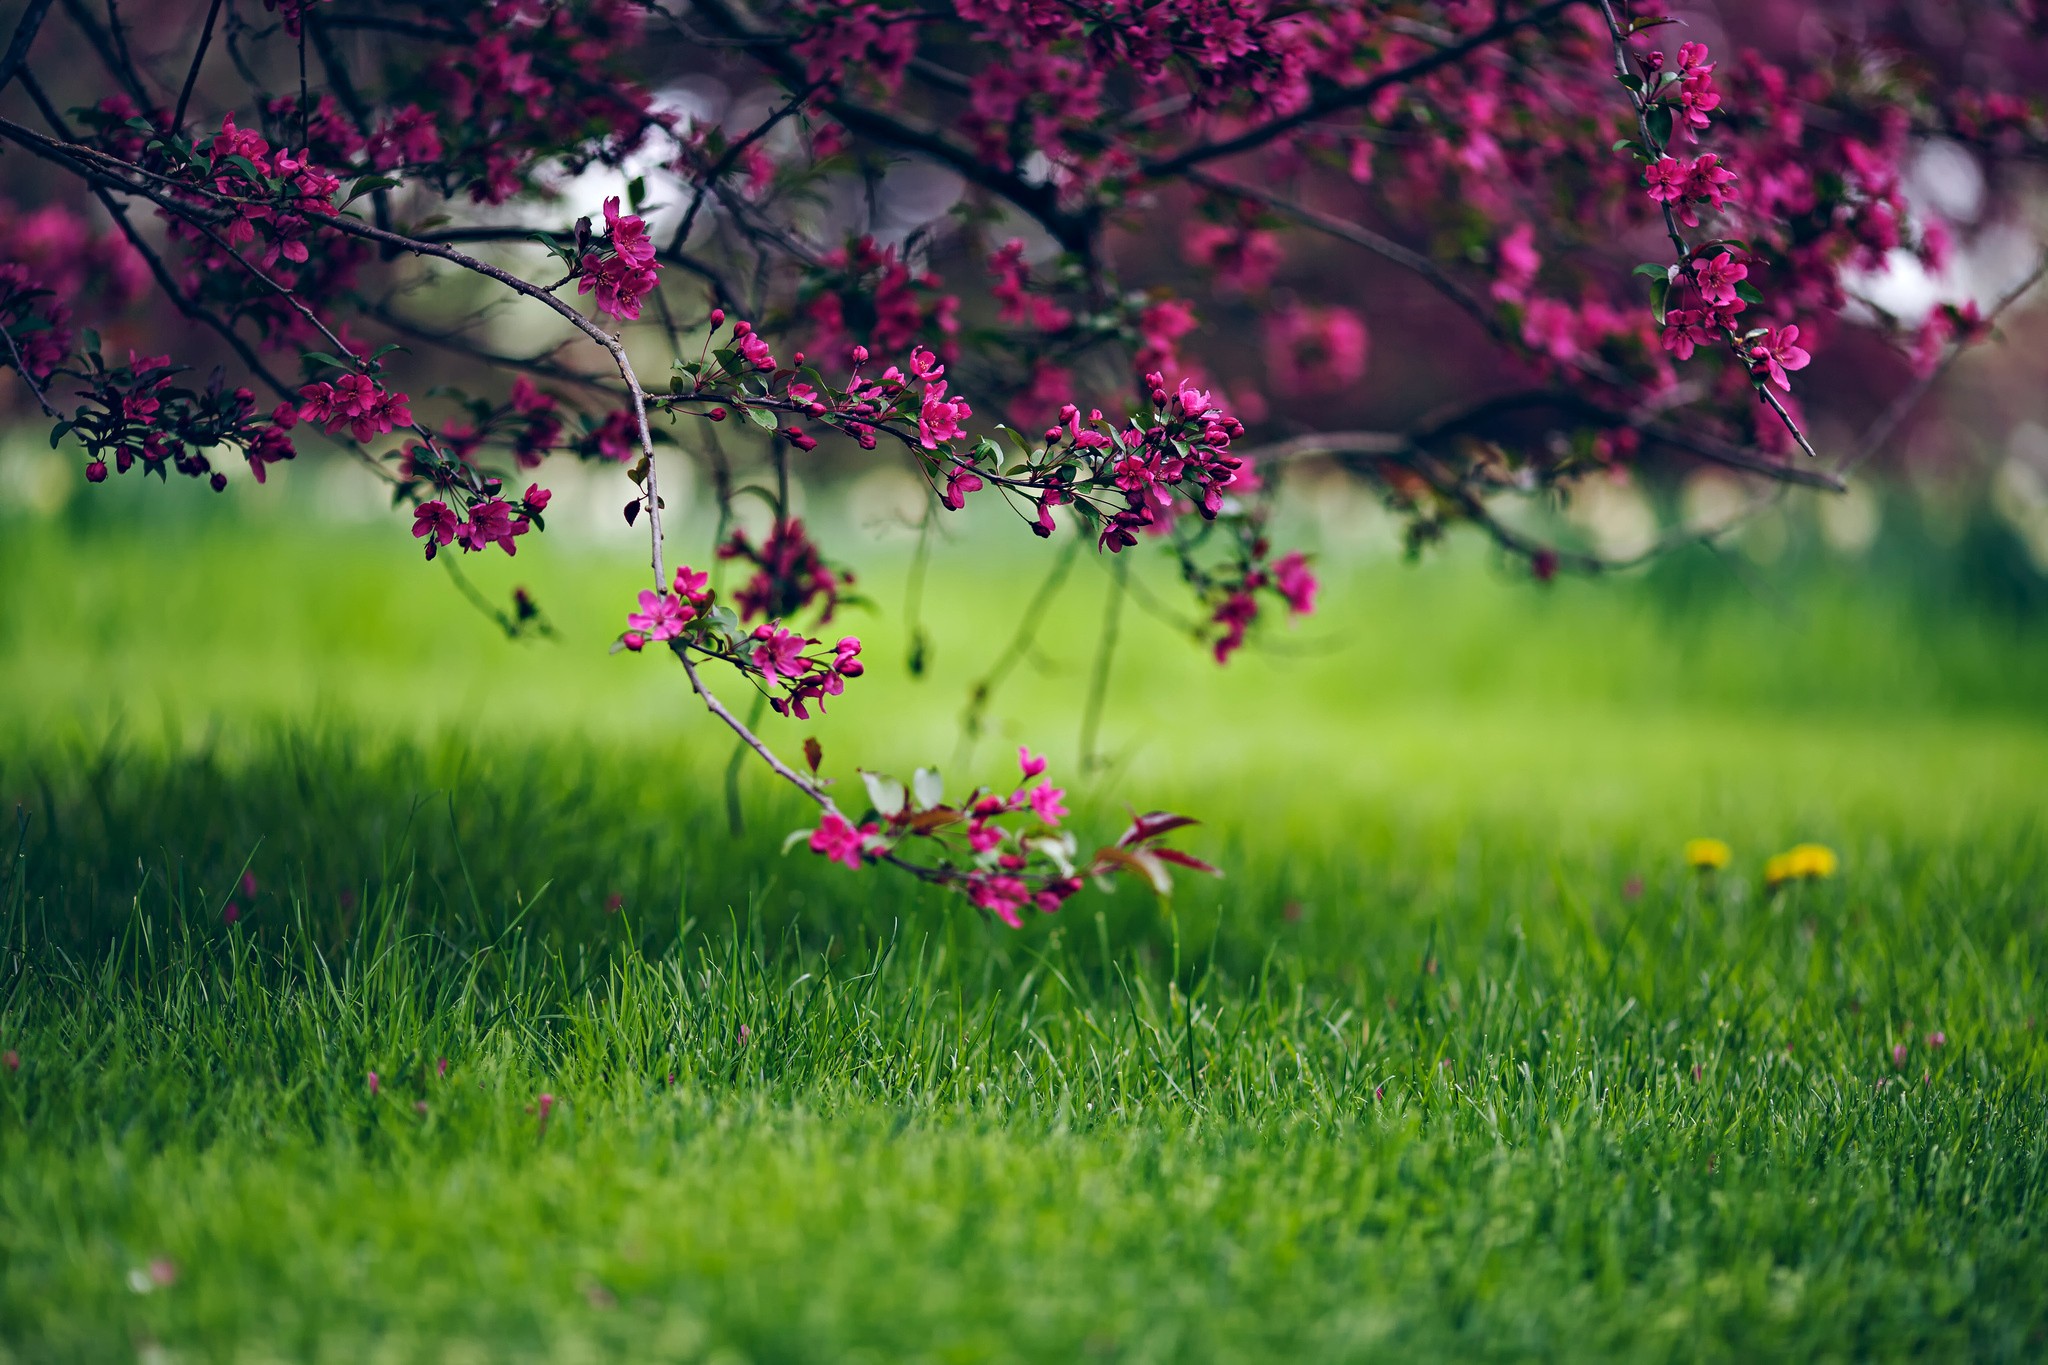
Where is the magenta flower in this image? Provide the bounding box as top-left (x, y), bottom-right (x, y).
top-left (1746, 324), bottom-right (1811, 391)
top-left (436, 1057), bottom-right (449, 1078)
top-left (672, 564), bottom-right (712, 603)
top-left (967, 819), bottom-right (1004, 853)
top-left (523, 483), bottom-right (551, 512)
top-left (622, 630), bottom-right (646, 652)
top-left (1926, 1031), bottom-right (1947, 1049)
top-left (809, 811), bottom-right (879, 869)
top-left (411, 500), bottom-right (458, 556)
top-left (1660, 309), bottom-right (1716, 362)
top-left (1025, 780), bottom-right (1068, 824)
top-left (626, 589), bottom-right (692, 642)
top-left (748, 624), bottom-right (809, 683)
top-left (1644, 156), bottom-right (1688, 203)
top-left (455, 498), bottom-right (529, 556)
top-left (831, 637), bottom-right (864, 677)
top-left (941, 464), bottom-right (984, 510)
top-left (1692, 252), bottom-right (1748, 308)
top-left (1273, 551), bottom-right (1318, 615)
top-left (222, 900), bottom-right (241, 924)
top-left (1892, 1042), bottom-right (1908, 1068)
top-left (1019, 746), bottom-right (1047, 779)
top-left (967, 872), bottom-right (1030, 928)
top-left (367, 1070), bottom-right (380, 1095)
top-left (920, 382), bottom-right (973, 450)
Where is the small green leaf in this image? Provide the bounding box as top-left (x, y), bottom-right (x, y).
top-left (746, 406), bottom-right (778, 430)
top-left (1649, 276), bottom-right (1670, 326)
top-left (340, 175), bottom-right (400, 209)
top-left (1632, 262), bottom-right (1670, 280)
top-left (1734, 281), bottom-right (1765, 306)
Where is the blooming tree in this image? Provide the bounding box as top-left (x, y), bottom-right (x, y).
top-left (2, 0), bottom-right (2043, 920)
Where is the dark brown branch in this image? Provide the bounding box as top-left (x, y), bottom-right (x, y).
top-left (0, 0), bottom-right (55, 94)
top-left (54, 0), bottom-right (151, 110)
top-left (170, 0), bottom-right (223, 131)
top-left (687, 0), bottom-right (1099, 257)
top-left (1142, 0), bottom-right (1583, 178)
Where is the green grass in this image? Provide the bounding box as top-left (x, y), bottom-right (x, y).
top-left (2, 485), bottom-right (2047, 1361)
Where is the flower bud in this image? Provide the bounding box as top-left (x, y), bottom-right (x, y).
top-left (709, 308), bottom-right (725, 326)
top-left (85, 459), bottom-right (107, 483)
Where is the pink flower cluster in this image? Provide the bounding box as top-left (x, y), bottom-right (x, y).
top-left (298, 373), bottom-right (414, 444)
top-left (578, 196), bottom-right (660, 322)
top-left (804, 237), bottom-right (960, 366)
top-left (1643, 153), bottom-right (1737, 227)
top-left (718, 517), bottom-right (852, 623)
top-left (411, 483), bottom-right (547, 560)
top-left (63, 350), bottom-right (299, 491)
top-left (1211, 548), bottom-right (1318, 664)
top-left (203, 114), bottom-right (344, 271)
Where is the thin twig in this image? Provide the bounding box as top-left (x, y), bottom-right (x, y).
top-left (171, 0), bottom-right (224, 131)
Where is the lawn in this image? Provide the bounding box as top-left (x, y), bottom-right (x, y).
top-left (3, 479), bottom-right (2047, 1362)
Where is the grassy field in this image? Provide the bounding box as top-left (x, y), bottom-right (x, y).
top-left (3, 480), bottom-right (2048, 1362)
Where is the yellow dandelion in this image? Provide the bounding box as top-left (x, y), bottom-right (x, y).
top-left (1685, 838), bottom-right (1732, 871)
top-left (1765, 843), bottom-right (1838, 887)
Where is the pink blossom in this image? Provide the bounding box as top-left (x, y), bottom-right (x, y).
top-left (1018, 746), bottom-right (1047, 779)
top-left (1025, 780), bottom-right (1067, 824)
top-left (1273, 551), bottom-right (1318, 615)
top-left (919, 382), bottom-right (972, 449)
top-left (412, 500), bottom-right (459, 555)
top-left (941, 464), bottom-right (983, 509)
top-left (1265, 304), bottom-right (1369, 397)
top-left (831, 636), bottom-right (864, 676)
top-left (967, 872), bottom-right (1030, 929)
top-left (576, 197), bottom-right (661, 321)
top-left (298, 374), bottom-right (412, 443)
top-left (523, 483), bottom-right (552, 512)
top-left (1746, 324), bottom-right (1810, 391)
top-left (967, 820), bottom-right (1004, 853)
top-left (672, 564), bottom-right (712, 603)
top-left (810, 810), bottom-right (880, 869)
top-left (1660, 309), bottom-right (1716, 362)
top-left (1692, 252), bottom-right (1748, 308)
top-left (455, 497), bottom-right (529, 555)
top-left (367, 1070), bottom-right (380, 1095)
top-left (626, 589), bottom-right (692, 642)
top-left (1491, 224), bottom-right (1541, 303)
top-left (1644, 156), bottom-right (1688, 203)
top-left (748, 624), bottom-right (809, 683)
top-left (1892, 1043), bottom-right (1908, 1068)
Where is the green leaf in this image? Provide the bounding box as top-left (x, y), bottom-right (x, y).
top-left (1646, 104), bottom-right (1675, 150)
top-left (1734, 281), bottom-right (1765, 306)
top-left (222, 154), bottom-right (271, 186)
top-left (746, 406), bottom-right (778, 430)
top-left (340, 176), bottom-right (400, 209)
top-left (1632, 263), bottom-right (1670, 280)
top-left (300, 351), bottom-right (351, 373)
top-left (1649, 276), bottom-right (1670, 327)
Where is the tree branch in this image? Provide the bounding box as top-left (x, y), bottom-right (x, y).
top-left (1141, 0), bottom-right (1584, 178)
